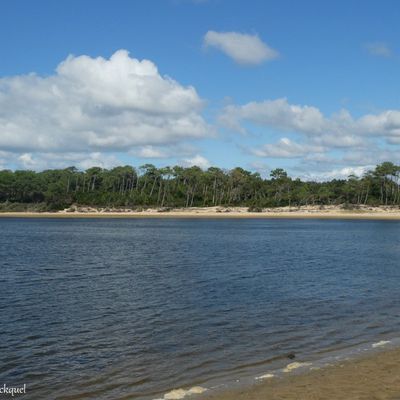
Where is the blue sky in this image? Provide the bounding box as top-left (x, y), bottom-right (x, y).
top-left (1, 0), bottom-right (400, 179)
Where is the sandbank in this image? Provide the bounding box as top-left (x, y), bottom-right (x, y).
top-left (1, 205), bottom-right (400, 219)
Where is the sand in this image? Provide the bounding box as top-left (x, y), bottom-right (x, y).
top-left (2, 205), bottom-right (400, 219)
top-left (205, 347), bottom-right (400, 400)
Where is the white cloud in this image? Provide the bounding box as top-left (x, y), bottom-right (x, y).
top-left (364, 42), bottom-right (392, 57)
top-left (0, 50), bottom-right (212, 160)
top-left (221, 97), bottom-right (400, 177)
top-left (131, 143), bottom-right (197, 159)
top-left (251, 138), bottom-right (325, 158)
top-left (18, 153), bottom-right (36, 168)
top-left (76, 153), bottom-right (121, 170)
top-left (134, 146), bottom-right (168, 159)
top-left (292, 147), bottom-right (400, 180)
top-left (299, 166), bottom-right (371, 182)
top-left (203, 31), bottom-right (279, 65)
top-left (16, 152), bottom-right (120, 170)
top-left (182, 154), bottom-right (211, 169)
top-left (341, 148), bottom-right (400, 166)
top-left (220, 98), bottom-right (325, 135)
top-left (219, 98), bottom-right (400, 146)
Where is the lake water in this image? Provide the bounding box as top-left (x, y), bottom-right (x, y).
top-left (1, 218), bottom-right (400, 399)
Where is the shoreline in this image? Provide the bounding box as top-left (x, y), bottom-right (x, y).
top-left (202, 344), bottom-right (400, 400)
top-left (2, 205), bottom-right (400, 219)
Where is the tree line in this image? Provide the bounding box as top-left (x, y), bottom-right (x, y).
top-left (0, 162), bottom-right (400, 211)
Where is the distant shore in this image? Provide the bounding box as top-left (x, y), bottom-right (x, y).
top-left (1, 205), bottom-right (400, 219)
top-left (205, 346), bottom-right (400, 400)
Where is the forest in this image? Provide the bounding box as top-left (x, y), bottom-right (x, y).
top-left (0, 162), bottom-right (400, 211)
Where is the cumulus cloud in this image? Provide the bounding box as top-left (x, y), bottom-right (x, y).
top-left (203, 31), bottom-right (279, 65)
top-left (0, 50), bottom-right (212, 168)
top-left (136, 146), bottom-right (165, 158)
top-left (250, 138), bottom-right (325, 158)
top-left (341, 148), bottom-right (400, 166)
top-left (220, 98), bottom-right (325, 135)
top-left (182, 154), bottom-right (211, 169)
top-left (298, 166), bottom-right (372, 182)
top-left (131, 143), bottom-right (197, 159)
top-left (293, 146), bottom-right (400, 181)
top-left (248, 160), bottom-right (356, 181)
top-left (219, 97), bottom-right (400, 146)
top-left (16, 152), bottom-right (120, 171)
top-left (364, 42), bottom-right (392, 57)
top-left (221, 97), bottom-right (400, 178)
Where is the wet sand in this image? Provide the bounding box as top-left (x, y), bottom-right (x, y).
top-left (2, 205), bottom-right (400, 219)
top-left (205, 347), bottom-right (400, 400)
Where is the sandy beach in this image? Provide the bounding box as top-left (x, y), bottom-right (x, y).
top-left (2, 205), bottom-right (400, 219)
top-left (205, 346), bottom-right (400, 400)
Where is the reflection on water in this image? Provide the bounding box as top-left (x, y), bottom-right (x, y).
top-left (1, 218), bottom-right (400, 399)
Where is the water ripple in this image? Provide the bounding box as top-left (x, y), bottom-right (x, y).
top-left (1, 218), bottom-right (400, 399)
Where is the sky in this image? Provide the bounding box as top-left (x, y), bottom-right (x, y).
top-left (1, 0), bottom-right (400, 180)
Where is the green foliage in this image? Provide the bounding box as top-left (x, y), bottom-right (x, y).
top-left (1, 162), bottom-right (399, 209)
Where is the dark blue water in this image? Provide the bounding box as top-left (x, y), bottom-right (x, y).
top-left (1, 218), bottom-right (400, 399)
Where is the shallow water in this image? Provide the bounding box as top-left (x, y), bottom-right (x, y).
top-left (1, 218), bottom-right (400, 399)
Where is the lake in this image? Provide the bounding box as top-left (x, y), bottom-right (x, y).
top-left (1, 218), bottom-right (400, 399)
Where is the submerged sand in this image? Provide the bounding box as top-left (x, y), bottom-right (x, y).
top-left (2, 205), bottom-right (400, 219)
top-left (205, 347), bottom-right (400, 400)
